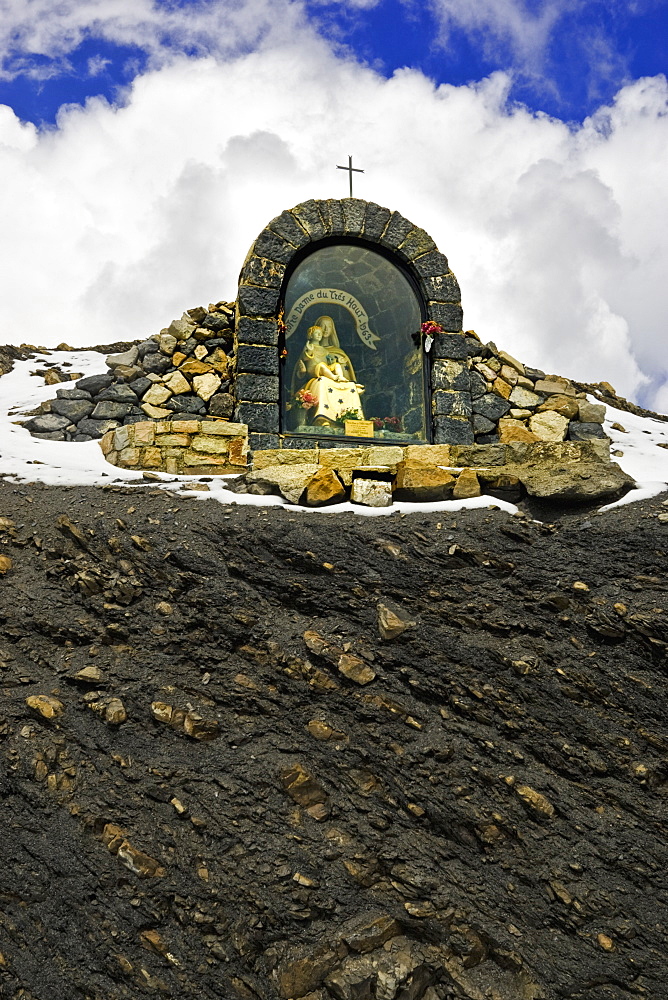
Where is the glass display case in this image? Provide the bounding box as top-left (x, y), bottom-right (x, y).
top-left (282, 243), bottom-right (429, 442)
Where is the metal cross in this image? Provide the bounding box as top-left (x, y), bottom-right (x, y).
top-left (336, 155), bottom-right (364, 198)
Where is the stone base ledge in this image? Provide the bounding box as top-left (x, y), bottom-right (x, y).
top-left (100, 419), bottom-right (249, 475)
top-left (251, 439), bottom-right (610, 472)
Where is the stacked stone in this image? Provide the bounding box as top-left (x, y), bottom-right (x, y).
top-left (466, 344), bottom-right (607, 445)
top-left (235, 438), bottom-right (630, 507)
top-left (23, 303), bottom-right (235, 441)
top-left (100, 419), bottom-right (249, 476)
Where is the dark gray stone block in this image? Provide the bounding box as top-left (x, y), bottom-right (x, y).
top-left (137, 339), bottom-right (159, 358)
top-left (320, 199), bottom-right (346, 235)
top-left (91, 401), bottom-right (132, 420)
top-left (76, 374), bottom-right (113, 395)
top-left (166, 396), bottom-right (205, 414)
top-left (433, 390), bottom-right (472, 418)
top-left (473, 412), bottom-right (496, 434)
top-left (433, 417), bottom-right (475, 445)
top-left (432, 333), bottom-right (469, 361)
top-left (423, 273), bottom-right (460, 302)
top-left (476, 432), bottom-right (500, 444)
top-left (31, 430), bottom-right (66, 440)
top-left (123, 415), bottom-right (148, 426)
top-left (235, 374), bottom-right (279, 403)
top-left (472, 393), bottom-right (511, 421)
top-left (413, 251), bottom-right (450, 278)
top-left (428, 303), bottom-right (464, 332)
top-left (50, 399), bottom-right (94, 422)
top-left (237, 284), bottom-right (280, 319)
top-left (454, 444), bottom-right (506, 467)
top-left (202, 313), bottom-right (231, 332)
top-left (268, 211), bottom-right (309, 248)
top-left (282, 437), bottom-right (317, 449)
top-left (55, 387), bottom-right (91, 400)
top-left (399, 228), bottom-right (436, 261)
top-left (470, 372), bottom-right (487, 399)
top-left (250, 433), bottom-right (280, 451)
top-left (236, 345), bottom-right (279, 376)
top-left (242, 255), bottom-right (285, 289)
top-left (236, 317), bottom-right (279, 346)
top-left (235, 403), bottom-right (279, 433)
top-left (208, 393), bottom-right (235, 419)
top-left (252, 229), bottom-right (295, 265)
top-left (141, 353), bottom-right (172, 375)
top-left (432, 361), bottom-right (470, 391)
top-left (291, 200), bottom-right (326, 240)
top-left (465, 336), bottom-right (484, 358)
top-left (569, 422), bottom-right (608, 441)
top-left (362, 203), bottom-right (391, 241)
top-left (24, 413), bottom-right (71, 433)
top-left (77, 418), bottom-right (120, 438)
top-left (342, 198), bottom-right (366, 235)
top-left (129, 377), bottom-right (152, 398)
top-left (380, 212), bottom-right (414, 249)
top-left (97, 383), bottom-right (138, 403)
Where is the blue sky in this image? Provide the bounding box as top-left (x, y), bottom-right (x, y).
top-left (1, 0), bottom-right (667, 125)
top-left (0, 0), bottom-right (667, 410)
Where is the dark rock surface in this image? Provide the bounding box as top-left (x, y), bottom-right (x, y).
top-left (0, 482), bottom-right (667, 1000)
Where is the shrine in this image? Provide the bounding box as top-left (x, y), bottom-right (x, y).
top-left (24, 196), bottom-right (633, 505)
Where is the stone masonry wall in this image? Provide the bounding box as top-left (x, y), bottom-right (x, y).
top-left (100, 420), bottom-right (249, 476)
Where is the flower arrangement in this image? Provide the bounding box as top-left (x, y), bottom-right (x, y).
top-left (336, 407), bottom-right (363, 425)
top-left (372, 416), bottom-right (402, 432)
top-left (294, 388), bottom-right (318, 410)
top-left (421, 320), bottom-right (444, 338)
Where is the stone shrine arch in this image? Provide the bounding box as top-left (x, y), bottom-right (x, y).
top-left (235, 198), bottom-right (473, 451)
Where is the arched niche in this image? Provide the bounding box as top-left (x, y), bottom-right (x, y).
top-left (235, 198), bottom-right (471, 451)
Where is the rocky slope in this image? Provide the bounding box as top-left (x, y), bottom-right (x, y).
top-left (1, 481), bottom-right (667, 1000)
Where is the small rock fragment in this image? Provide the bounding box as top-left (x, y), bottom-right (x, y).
top-left (105, 698), bottom-right (127, 725)
top-left (26, 694), bottom-right (64, 719)
top-left (377, 602), bottom-right (415, 640)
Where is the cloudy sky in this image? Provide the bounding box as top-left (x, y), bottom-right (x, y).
top-left (0, 0), bottom-right (667, 409)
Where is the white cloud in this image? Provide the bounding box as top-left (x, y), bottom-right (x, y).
top-left (0, 36), bottom-right (666, 409)
top-left (0, 0), bottom-right (306, 78)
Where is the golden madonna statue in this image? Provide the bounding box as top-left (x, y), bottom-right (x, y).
top-left (291, 315), bottom-right (365, 427)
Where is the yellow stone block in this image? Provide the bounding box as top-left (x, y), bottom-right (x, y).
top-left (367, 446), bottom-right (404, 466)
top-left (172, 351), bottom-right (186, 366)
top-left (164, 458), bottom-right (180, 475)
top-left (452, 468), bottom-right (481, 499)
top-left (405, 444), bottom-right (451, 465)
top-left (141, 447), bottom-right (163, 469)
top-left (180, 359), bottom-right (213, 375)
top-left (171, 420), bottom-right (200, 433)
top-left (155, 421), bottom-right (172, 433)
top-left (191, 435), bottom-right (230, 454)
top-left (118, 447), bottom-right (141, 466)
top-left (228, 438), bottom-right (249, 467)
top-left (100, 430), bottom-right (115, 456)
top-left (202, 420), bottom-right (246, 436)
top-left (319, 447), bottom-right (369, 468)
top-left (113, 425), bottom-right (131, 452)
top-left (183, 451), bottom-right (227, 467)
top-left (106, 450), bottom-right (118, 465)
top-left (154, 433), bottom-right (191, 447)
top-left (141, 403), bottom-right (171, 419)
top-left (253, 449), bottom-right (318, 469)
top-left (163, 371), bottom-right (191, 395)
top-left (492, 377), bottom-right (512, 400)
top-left (498, 418), bottom-right (538, 444)
top-left (133, 422), bottom-right (155, 445)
